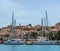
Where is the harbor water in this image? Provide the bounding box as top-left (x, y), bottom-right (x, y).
top-left (0, 45), bottom-right (60, 51)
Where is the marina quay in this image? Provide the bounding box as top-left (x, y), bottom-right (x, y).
top-left (0, 12), bottom-right (60, 45)
top-left (0, 24), bottom-right (60, 45)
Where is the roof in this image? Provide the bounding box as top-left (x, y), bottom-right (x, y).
top-left (2, 27), bottom-right (9, 29)
top-left (50, 29), bottom-right (58, 32)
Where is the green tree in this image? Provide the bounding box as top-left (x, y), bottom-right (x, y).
top-left (57, 30), bottom-right (60, 40)
top-left (31, 32), bottom-right (38, 39)
top-left (0, 29), bottom-right (1, 31)
top-left (49, 32), bottom-right (54, 40)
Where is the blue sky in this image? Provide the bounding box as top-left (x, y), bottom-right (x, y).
top-left (0, 0), bottom-right (60, 28)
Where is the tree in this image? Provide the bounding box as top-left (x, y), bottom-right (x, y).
top-left (34, 25), bottom-right (41, 31)
top-left (28, 24), bottom-right (32, 27)
top-left (49, 32), bottom-right (55, 40)
top-left (0, 29), bottom-right (1, 31)
top-left (57, 30), bottom-right (60, 40)
top-left (31, 32), bottom-right (38, 39)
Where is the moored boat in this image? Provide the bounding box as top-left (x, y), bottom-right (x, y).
top-left (4, 39), bottom-right (25, 45)
top-left (34, 40), bottom-right (57, 45)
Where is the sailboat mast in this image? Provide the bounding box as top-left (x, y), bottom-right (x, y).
top-left (12, 12), bottom-right (14, 32)
top-left (11, 12), bottom-right (16, 39)
top-left (41, 18), bottom-right (43, 37)
top-left (46, 11), bottom-right (48, 30)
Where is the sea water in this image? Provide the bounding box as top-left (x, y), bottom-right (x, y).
top-left (0, 45), bottom-right (60, 51)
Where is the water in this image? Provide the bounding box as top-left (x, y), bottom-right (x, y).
top-left (0, 45), bottom-right (60, 51)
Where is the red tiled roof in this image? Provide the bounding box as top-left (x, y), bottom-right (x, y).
top-left (2, 27), bottom-right (9, 29)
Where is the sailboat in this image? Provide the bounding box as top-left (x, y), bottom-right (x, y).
top-left (4, 12), bottom-right (25, 45)
top-left (34, 11), bottom-right (57, 45)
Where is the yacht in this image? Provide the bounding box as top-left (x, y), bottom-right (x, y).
top-left (4, 39), bottom-right (25, 45)
top-left (34, 40), bottom-right (56, 45)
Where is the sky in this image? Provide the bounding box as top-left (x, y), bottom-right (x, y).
top-left (0, 0), bottom-right (60, 28)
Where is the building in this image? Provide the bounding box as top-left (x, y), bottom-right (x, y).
top-left (55, 22), bottom-right (60, 30)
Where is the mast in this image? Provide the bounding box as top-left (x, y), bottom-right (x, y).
top-left (44, 17), bottom-right (46, 30)
top-left (44, 17), bottom-right (46, 37)
top-left (46, 11), bottom-right (48, 30)
top-left (41, 18), bottom-right (43, 37)
top-left (19, 23), bottom-right (21, 33)
top-left (11, 12), bottom-right (16, 39)
top-left (45, 11), bottom-right (49, 39)
top-left (14, 19), bottom-right (16, 28)
top-left (12, 12), bottom-right (14, 32)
